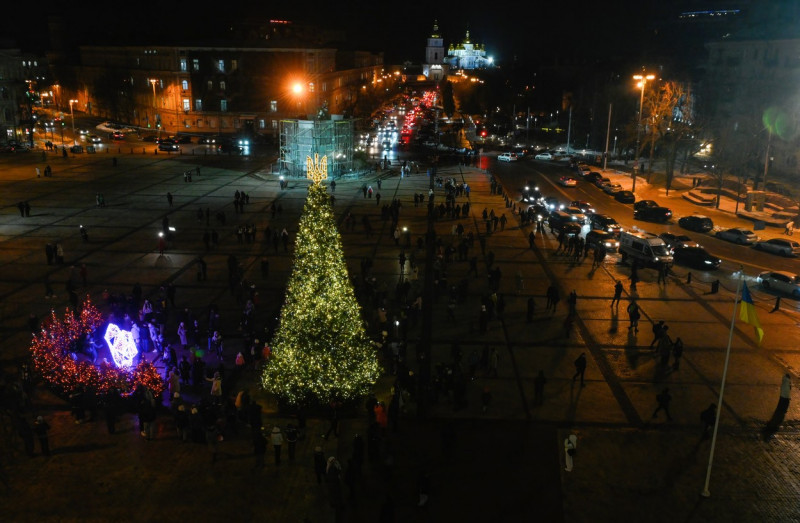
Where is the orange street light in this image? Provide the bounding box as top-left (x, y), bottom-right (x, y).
top-left (632, 73), bottom-right (655, 192)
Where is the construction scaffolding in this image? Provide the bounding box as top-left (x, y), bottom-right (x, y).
top-left (279, 119), bottom-right (354, 179)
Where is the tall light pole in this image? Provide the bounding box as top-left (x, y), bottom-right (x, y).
top-left (149, 78), bottom-right (159, 136)
top-left (632, 73), bottom-right (654, 193)
top-left (69, 99), bottom-right (78, 145)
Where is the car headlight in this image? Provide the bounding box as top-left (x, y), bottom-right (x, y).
top-left (704, 260), bottom-right (712, 265)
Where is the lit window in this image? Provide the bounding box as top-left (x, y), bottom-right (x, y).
top-left (308, 82), bottom-right (315, 93)
top-left (270, 100), bottom-right (278, 112)
top-left (231, 59), bottom-right (238, 71)
top-left (207, 80), bottom-right (213, 90)
top-left (217, 59), bottom-right (225, 72)
top-left (259, 119), bottom-right (265, 129)
top-left (220, 81), bottom-right (226, 91)
top-left (182, 99), bottom-right (190, 111)
top-left (195, 99), bottom-right (203, 111)
top-left (220, 100), bottom-right (228, 112)
top-left (272, 120), bottom-right (278, 129)
top-left (192, 59), bottom-right (199, 71)
top-left (181, 80), bottom-right (188, 90)
top-left (180, 59), bottom-right (187, 72)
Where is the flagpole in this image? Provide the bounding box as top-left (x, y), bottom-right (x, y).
top-left (701, 268), bottom-right (744, 497)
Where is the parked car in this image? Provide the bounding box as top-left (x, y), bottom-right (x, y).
top-left (498, 152), bottom-right (518, 162)
top-left (673, 246), bottom-right (722, 270)
top-left (591, 214), bottom-right (622, 236)
top-left (585, 172), bottom-right (604, 185)
top-left (158, 140), bottom-right (179, 151)
top-left (594, 176), bottom-right (611, 188)
top-left (634, 200), bottom-right (659, 211)
top-left (634, 206), bottom-right (672, 222)
top-left (570, 200), bottom-right (595, 214)
top-left (534, 152), bottom-right (553, 160)
top-left (563, 206), bottom-right (588, 224)
top-left (69, 145), bottom-right (84, 154)
top-left (559, 176), bottom-right (578, 187)
top-left (753, 238), bottom-right (800, 257)
top-left (678, 215), bottom-right (714, 233)
top-left (659, 233), bottom-right (700, 250)
top-left (586, 230), bottom-right (619, 252)
top-left (757, 271), bottom-right (800, 298)
top-left (602, 182), bottom-right (623, 194)
top-left (715, 227), bottom-right (759, 245)
top-left (218, 142), bottom-right (243, 154)
top-left (173, 134), bottom-right (193, 144)
top-left (615, 191), bottom-right (636, 204)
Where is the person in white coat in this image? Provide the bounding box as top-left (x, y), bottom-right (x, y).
top-left (564, 434), bottom-right (578, 472)
top-left (177, 322), bottom-right (188, 350)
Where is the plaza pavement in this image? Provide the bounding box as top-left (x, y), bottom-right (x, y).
top-left (0, 149), bottom-right (799, 522)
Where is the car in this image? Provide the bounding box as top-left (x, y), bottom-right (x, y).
top-left (591, 214), bottom-right (622, 236)
top-left (584, 172), bottom-right (603, 184)
top-left (615, 191), bottom-right (636, 204)
top-left (543, 196), bottom-right (563, 212)
top-left (602, 182), bottom-right (623, 194)
top-left (586, 230), bottom-right (620, 252)
top-left (69, 145), bottom-right (84, 154)
top-left (634, 206), bottom-right (672, 222)
top-left (173, 134), bottom-right (193, 144)
top-left (715, 227), bottom-right (759, 245)
top-left (563, 206), bottom-right (588, 224)
top-left (526, 203), bottom-right (549, 221)
top-left (753, 238), bottom-right (800, 257)
top-left (142, 135), bottom-right (159, 142)
top-left (77, 129), bottom-right (90, 136)
top-left (497, 152), bottom-right (518, 162)
top-left (673, 246), bottom-right (722, 270)
top-left (594, 176), bottom-right (611, 188)
top-left (218, 142), bottom-right (243, 154)
top-left (559, 176), bottom-right (578, 187)
top-left (87, 134), bottom-right (102, 143)
top-left (158, 140), bottom-right (179, 151)
top-left (634, 200), bottom-right (659, 211)
top-left (659, 233), bottom-right (700, 250)
top-left (757, 271), bottom-right (800, 298)
top-left (521, 185), bottom-right (542, 203)
top-left (534, 152), bottom-right (553, 160)
top-left (570, 200), bottom-right (595, 214)
top-left (678, 215), bottom-right (714, 233)
top-left (110, 131), bottom-right (125, 140)
top-left (198, 136), bottom-right (218, 144)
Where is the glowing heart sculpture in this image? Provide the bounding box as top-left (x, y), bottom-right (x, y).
top-left (104, 323), bottom-right (138, 368)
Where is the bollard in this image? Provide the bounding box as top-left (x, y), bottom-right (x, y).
top-left (687, 272), bottom-right (692, 284)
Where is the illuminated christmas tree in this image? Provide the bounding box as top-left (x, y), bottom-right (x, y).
top-left (262, 154), bottom-right (379, 406)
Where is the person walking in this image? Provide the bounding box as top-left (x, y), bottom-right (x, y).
top-left (626, 300), bottom-right (641, 333)
top-left (650, 320), bottom-right (666, 349)
top-left (611, 280), bottom-right (624, 307)
top-left (657, 326), bottom-right (673, 367)
top-left (651, 387), bottom-right (673, 421)
top-left (270, 425), bottom-right (283, 465)
top-left (572, 352), bottom-right (587, 386)
top-left (534, 370), bottom-right (546, 406)
top-left (672, 337), bottom-right (684, 371)
top-left (778, 373), bottom-right (792, 413)
top-left (34, 416), bottom-right (51, 456)
top-left (700, 403), bottom-right (716, 439)
top-left (564, 434), bottom-right (577, 472)
top-left (567, 290), bottom-right (577, 315)
top-left (167, 192), bottom-right (173, 207)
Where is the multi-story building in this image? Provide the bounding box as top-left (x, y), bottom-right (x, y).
top-left (0, 48), bottom-right (48, 142)
top-left (70, 43), bottom-right (384, 138)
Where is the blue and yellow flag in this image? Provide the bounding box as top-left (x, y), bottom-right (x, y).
top-left (740, 282), bottom-right (764, 344)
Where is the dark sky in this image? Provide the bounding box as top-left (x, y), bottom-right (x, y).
top-left (4, 1), bottom-right (662, 65)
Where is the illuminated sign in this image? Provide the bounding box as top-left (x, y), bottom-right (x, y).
top-left (104, 324), bottom-right (139, 368)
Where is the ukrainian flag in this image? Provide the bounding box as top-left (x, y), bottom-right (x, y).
top-left (740, 282), bottom-right (764, 344)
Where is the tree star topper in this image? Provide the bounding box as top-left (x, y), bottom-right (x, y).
top-left (306, 153), bottom-right (328, 184)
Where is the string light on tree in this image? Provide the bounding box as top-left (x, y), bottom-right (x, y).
top-left (262, 155), bottom-right (379, 406)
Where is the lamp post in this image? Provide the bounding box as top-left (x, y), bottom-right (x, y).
top-left (69, 99), bottom-right (78, 146)
top-left (149, 78), bottom-right (159, 136)
top-left (632, 73), bottom-right (654, 193)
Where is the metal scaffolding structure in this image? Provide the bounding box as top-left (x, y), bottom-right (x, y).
top-left (279, 119), bottom-right (354, 179)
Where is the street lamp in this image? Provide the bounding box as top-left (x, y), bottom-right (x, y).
top-left (69, 99), bottom-right (78, 146)
top-left (632, 73), bottom-right (654, 193)
top-left (148, 78), bottom-right (159, 136)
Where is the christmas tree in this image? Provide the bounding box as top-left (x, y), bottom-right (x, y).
top-left (262, 155), bottom-right (379, 406)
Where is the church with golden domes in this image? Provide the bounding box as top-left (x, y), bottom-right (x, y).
top-left (422, 21), bottom-right (493, 81)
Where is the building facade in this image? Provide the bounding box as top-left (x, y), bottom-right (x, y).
top-left (0, 49), bottom-right (48, 143)
top-left (422, 21), bottom-right (447, 82)
top-left (69, 43), bottom-right (384, 137)
top-left (444, 30), bottom-right (492, 71)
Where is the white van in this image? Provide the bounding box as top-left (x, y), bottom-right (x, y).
top-left (498, 152), bottom-right (518, 162)
top-left (619, 230), bottom-right (672, 266)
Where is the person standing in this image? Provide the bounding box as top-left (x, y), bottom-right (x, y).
top-left (611, 280), bottom-right (624, 307)
top-left (167, 192), bottom-right (173, 207)
top-left (568, 290), bottom-right (577, 315)
top-left (572, 353), bottom-right (587, 386)
top-left (700, 403), bottom-right (716, 439)
top-left (778, 373), bottom-right (792, 413)
top-left (626, 300), bottom-right (641, 333)
top-left (34, 416), bottom-right (51, 456)
top-left (564, 433), bottom-right (577, 472)
top-left (534, 370), bottom-right (546, 406)
top-left (651, 387), bottom-right (673, 421)
top-left (270, 425), bottom-right (283, 465)
top-left (285, 423), bottom-right (298, 462)
top-left (314, 446), bottom-right (327, 483)
top-left (253, 428), bottom-right (267, 469)
top-left (24, 201), bottom-right (31, 217)
top-left (672, 337), bottom-right (684, 371)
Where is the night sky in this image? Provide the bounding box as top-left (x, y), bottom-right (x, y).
top-left (5, 0), bottom-right (657, 66)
